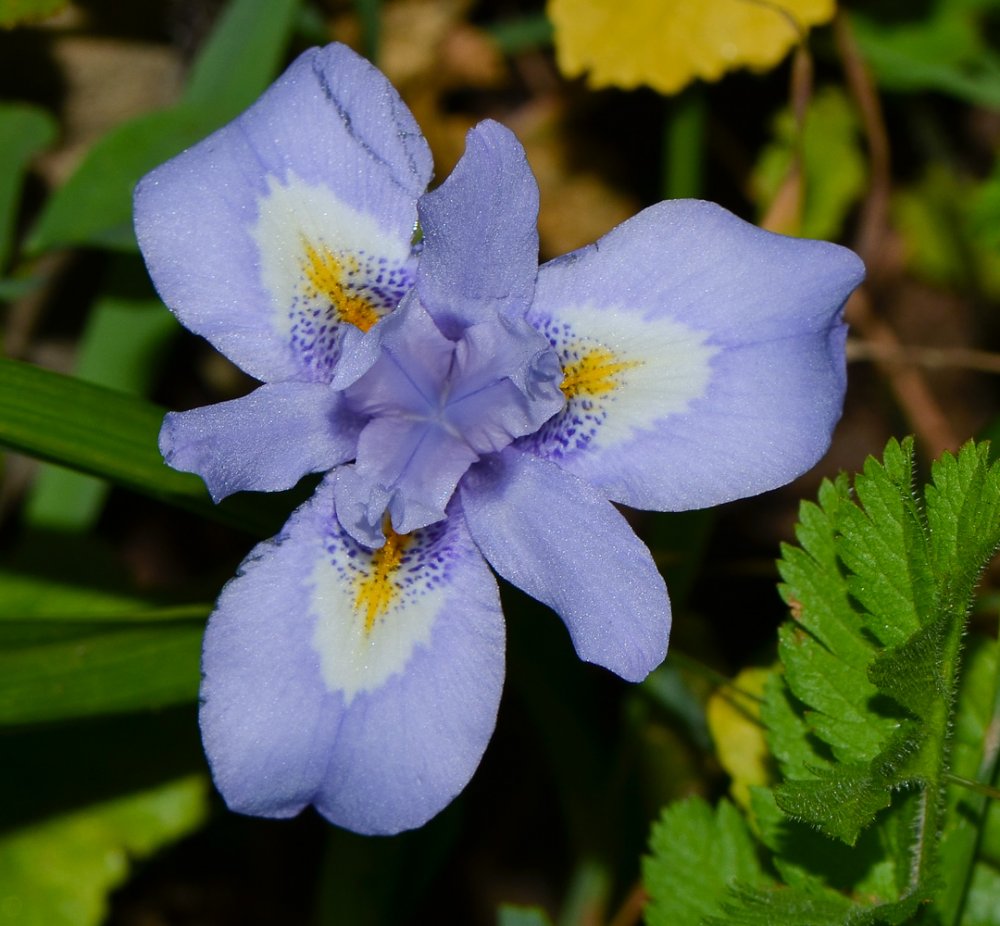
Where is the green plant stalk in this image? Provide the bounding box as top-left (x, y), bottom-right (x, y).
top-left (905, 625), bottom-right (963, 898)
top-left (938, 632), bottom-right (1000, 925)
top-left (661, 88), bottom-right (705, 201)
top-left (353, 0), bottom-right (381, 63)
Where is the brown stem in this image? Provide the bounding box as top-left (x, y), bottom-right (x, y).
top-left (834, 12), bottom-right (960, 456)
top-left (847, 290), bottom-right (961, 456)
top-left (847, 340), bottom-right (1000, 375)
top-left (605, 882), bottom-right (648, 926)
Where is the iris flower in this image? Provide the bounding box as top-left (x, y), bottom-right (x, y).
top-left (134, 43), bottom-right (863, 835)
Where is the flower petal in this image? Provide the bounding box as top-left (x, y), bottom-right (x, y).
top-left (461, 448), bottom-right (670, 682)
top-left (448, 315), bottom-right (565, 444)
top-left (200, 479), bottom-right (505, 834)
top-left (525, 200), bottom-right (863, 510)
top-left (334, 420), bottom-right (480, 546)
top-left (160, 381), bottom-right (361, 502)
top-left (415, 120), bottom-right (539, 335)
top-left (134, 43), bottom-right (432, 383)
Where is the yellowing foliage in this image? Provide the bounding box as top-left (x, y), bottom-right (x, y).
top-left (548, 0), bottom-right (836, 94)
top-left (706, 667), bottom-right (771, 810)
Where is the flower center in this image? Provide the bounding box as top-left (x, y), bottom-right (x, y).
top-left (334, 300), bottom-right (565, 547)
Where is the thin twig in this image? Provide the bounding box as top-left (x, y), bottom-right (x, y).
top-left (759, 32), bottom-right (812, 234)
top-left (847, 340), bottom-right (1000, 375)
top-left (833, 12), bottom-right (961, 457)
top-left (606, 882), bottom-right (648, 926)
top-left (738, 0), bottom-right (808, 43)
top-left (846, 289), bottom-right (961, 456)
top-left (944, 772), bottom-right (1000, 802)
top-left (833, 12), bottom-right (891, 272)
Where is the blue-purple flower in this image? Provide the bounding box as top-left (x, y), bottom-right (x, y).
top-left (134, 43), bottom-right (864, 835)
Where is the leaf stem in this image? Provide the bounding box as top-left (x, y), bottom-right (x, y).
top-left (943, 771), bottom-right (1000, 801)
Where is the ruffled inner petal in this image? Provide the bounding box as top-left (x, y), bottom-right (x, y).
top-left (337, 301), bottom-right (564, 545)
top-left (334, 420), bottom-right (480, 545)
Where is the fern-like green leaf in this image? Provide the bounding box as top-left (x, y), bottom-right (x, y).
top-left (772, 437), bottom-right (1000, 856)
top-left (643, 798), bottom-right (767, 926)
top-left (646, 439), bottom-right (1000, 925)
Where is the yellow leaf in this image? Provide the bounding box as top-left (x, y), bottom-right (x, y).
top-left (548, 0), bottom-right (837, 94)
top-left (706, 666), bottom-right (772, 810)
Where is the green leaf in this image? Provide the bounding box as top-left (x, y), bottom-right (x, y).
top-left (487, 13), bottom-right (554, 55)
top-left (0, 564), bottom-right (207, 623)
top-left (963, 863), bottom-right (1000, 926)
top-left (751, 86), bottom-right (867, 240)
top-left (0, 618), bottom-right (205, 724)
top-left (714, 882), bottom-right (923, 926)
top-left (771, 438), bottom-right (1000, 865)
top-left (771, 474), bottom-right (896, 770)
top-left (749, 787), bottom-right (900, 901)
top-left (970, 163), bottom-right (1000, 254)
top-left (891, 165), bottom-right (1000, 301)
top-left (647, 791), bottom-right (930, 924)
top-left (705, 880), bottom-right (855, 926)
top-left (645, 795), bottom-right (919, 926)
top-left (776, 764), bottom-right (896, 847)
top-left (314, 810), bottom-right (463, 926)
top-left (25, 258), bottom-right (179, 530)
top-left (935, 636), bottom-right (1000, 925)
top-left (180, 0), bottom-right (300, 115)
top-left (852, 7), bottom-right (1000, 108)
top-left (0, 527), bottom-right (211, 625)
top-left (0, 103), bottom-right (57, 270)
top-left (28, 108), bottom-right (209, 253)
top-left (0, 277), bottom-right (38, 300)
top-left (497, 906), bottom-right (555, 926)
top-left (352, 0), bottom-right (381, 63)
top-left (0, 0), bottom-right (67, 27)
top-left (649, 440), bottom-right (1000, 926)
top-left (643, 797), bottom-right (767, 926)
top-left (838, 439), bottom-right (933, 646)
top-left (0, 775), bottom-right (207, 926)
top-left (27, 0), bottom-right (300, 254)
top-left (641, 660), bottom-right (712, 754)
top-left (926, 441), bottom-right (1000, 607)
top-left (0, 357), bottom-right (287, 536)
top-left (559, 857), bottom-right (611, 926)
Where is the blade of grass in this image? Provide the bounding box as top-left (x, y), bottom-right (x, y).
top-left (0, 357), bottom-right (288, 536)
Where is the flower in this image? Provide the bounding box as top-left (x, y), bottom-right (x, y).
top-left (134, 43), bottom-right (864, 836)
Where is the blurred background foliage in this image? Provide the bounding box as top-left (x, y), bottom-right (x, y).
top-left (2, 0), bottom-right (1000, 923)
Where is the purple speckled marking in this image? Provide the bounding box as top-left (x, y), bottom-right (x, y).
top-left (322, 515), bottom-right (457, 624)
top-left (288, 249), bottom-right (414, 379)
top-left (522, 315), bottom-right (615, 461)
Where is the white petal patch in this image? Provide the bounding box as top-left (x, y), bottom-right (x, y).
top-left (252, 173), bottom-right (415, 378)
top-left (530, 305), bottom-right (717, 460)
top-left (310, 519), bottom-right (452, 703)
